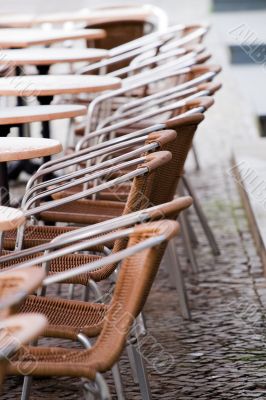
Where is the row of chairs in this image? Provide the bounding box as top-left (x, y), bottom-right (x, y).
top-left (0, 19), bottom-right (221, 400)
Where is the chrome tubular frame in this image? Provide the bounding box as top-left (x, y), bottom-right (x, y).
top-left (23, 160), bottom-right (148, 214)
top-left (43, 234), bottom-right (165, 286)
top-left (0, 200), bottom-right (171, 263)
top-left (97, 90), bottom-right (209, 130)
top-left (22, 141), bottom-right (158, 203)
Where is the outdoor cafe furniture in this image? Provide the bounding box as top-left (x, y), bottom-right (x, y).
top-left (4, 220), bottom-right (179, 400)
top-left (0, 28), bottom-right (105, 49)
top-left (0, 104), bottom-right (86, 192)
top-left (0, 48), bottom-right (108, 75)
top-left (0, 136), bottom-right (62, 205)
top-left (0, 75), bottom-right (121, 137)
top-left (0, 5), bottom-right (166, 29)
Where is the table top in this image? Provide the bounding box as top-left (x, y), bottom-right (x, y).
top-left (0, 28), bottom-right (105, 48)
top-left (0, 48), bottom-right (109, 66)
top-left (35, 7), bottom-right (154, 25)
top-left (0, 137), bottom-right (62, 162)
top-left (0, 105), bottom-right (87, 125)
top-left (0, 7), bottom-right (153, 28)
top-left (0, 206), bottom-right (25, 231)
top-left (0, 75), bottom-right (121, 96)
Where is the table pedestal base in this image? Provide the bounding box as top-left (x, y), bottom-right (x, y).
top-left (8, 159), bottom-right (40, 180)
top-left (0, 162), bottom-right (10, 206)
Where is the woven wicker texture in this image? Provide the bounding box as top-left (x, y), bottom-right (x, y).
top-left (1, 198), bottom-right (191, 287)
top-left (7, 221), bottom-right (178, 378)
top-left (87, 20), bottom-right (154, 72)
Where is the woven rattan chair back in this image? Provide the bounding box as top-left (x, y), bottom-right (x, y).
top-left (88, 20), bottom-right (154, 72)
top-left (86, 220), bottom-right (179, 371)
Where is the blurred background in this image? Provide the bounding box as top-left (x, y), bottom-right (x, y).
top-left (0, 0), bottom-right (265, 137)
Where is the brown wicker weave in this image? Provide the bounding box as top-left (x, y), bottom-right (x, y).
top-left (1, 198), bottom-right (191, 287)
top-left (40, 106), bottom-right (208, 224)
top-left (3, 136), bottom-right (175, 250)
top-left (3, 103), bottom-right (207, 253)
top-left (74, 65), bottom-right (221, 138)
top-left (7, 221), bottom-right (179, 380)
top-left (86, 19), bottom-right (154, 72)
top-left (88, 20), bottom-right (154, 50)
top-left (2, 204), bottom-right (191, 288)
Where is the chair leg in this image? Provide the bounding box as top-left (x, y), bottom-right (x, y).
top-left (86, 280), bottom-right (104, 303)
top-left (83, 373), bottom-right (111, 400)
top-left (191, 143), bottom-right (201, 171)
top-left (130, 339), bottom-right (152, 400)
top-left (184, 211), bottom-right (199, 247)
top-left (135, 313), bottom-right (147, 337)
top-left (163, 243), bottom-right (177, 289)
top-left (111, 364), bottom-right (125, 400)
top-left (21, 376), bottom-right (33, 400)
top-left (182, 175), bottom-right (220, 256)
top-left (68, 283), bottom-right (75, 299)
top-left (179, 212), bottom-right (199, 274)
top-left (166, 239), bottom-right (191, 320)
top-left (78, 334), bottom-right (123, 400)
top-left (56, 284), bottom-right (62, 296)
top-left (126, 344), bottom-right (139, 384)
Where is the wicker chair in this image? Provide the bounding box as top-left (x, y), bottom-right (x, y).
top-left (0, 197), bottom-right (192, 320)
top-left (34, 101), bottom-right (209, 225)
top-left (79, 24), bottom-right (208, 77)
top-left (2, 102), bottom-right (207, 253)
top-left (74, 64), bottom-right (220, 137)
top-left (6, 220), bottom-right (179, 400)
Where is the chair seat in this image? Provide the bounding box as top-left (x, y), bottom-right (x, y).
top-left (20, 295), bottom-right (108, 340)
top-left (4, 225), bottom-right (77, 250)
top-left (8, 345), bottom-right (97, 379)
top-left (0, 250), bottom-right (112, 284)
top-left (51, 183), bottom-right (131, 202)
top-left (39, 199), bottom-right (125, 224)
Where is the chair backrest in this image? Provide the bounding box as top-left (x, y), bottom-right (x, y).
top-left (88, 220), bottom-right (179, 371)
top-left (79, 63), bottom-right (220, 138)
top-left (121, 98), bottom-right (212, 215)
top-left (89, 20), bottom-right (155, 50)
top-left (87, 19), bottom-right (155, 72)
top-left (109, 106), bottom-right (206, 258)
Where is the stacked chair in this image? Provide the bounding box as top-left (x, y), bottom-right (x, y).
top-left (0, 6), bottom-right (221, 400)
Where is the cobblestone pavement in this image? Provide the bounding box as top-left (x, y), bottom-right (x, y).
top-left (3, 136), bottom-right (266, 399)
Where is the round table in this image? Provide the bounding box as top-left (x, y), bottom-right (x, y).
top-left (1, 48), bottom-right (109, 145)
top-left (0, 136), bottom-right (62, 206)
top-left (0, 75), bottom-right (120, 177)
top-left (35, 8), bottom-right (153, 25)
top-left (0, 28), bottom-right (105, 49)
top-left (0, 48), bottom-right (109, 67)
top-left (0, 104), bottom-right (87, 128)
top-left (0, 74), bottom-right (121, 97)
top-left (0, 8), bottom-right (153, 28)
top-left (0, 14), bottom-right (34, 28)
top-left (0, 74), bottom-right (120, 137)
top-left (0, 104), bottom-right (86, 203)
top-left (0, 206), bottom-right (25, 231)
